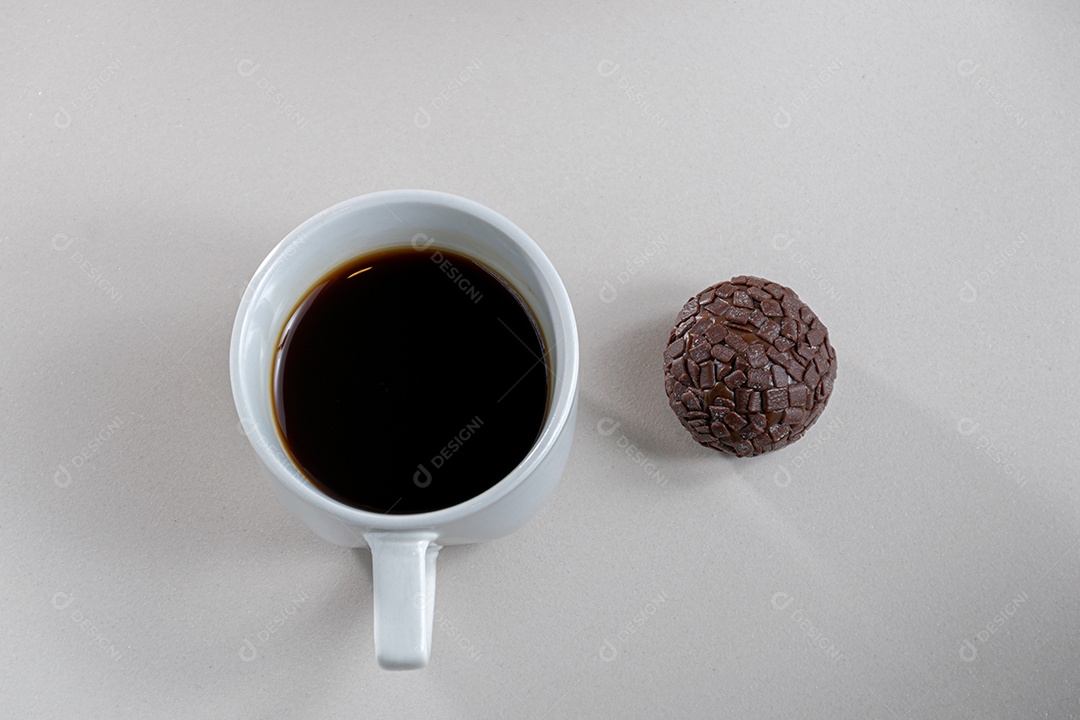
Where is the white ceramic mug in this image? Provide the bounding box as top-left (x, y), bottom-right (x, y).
top-left (229, 190), bottom-right (579, 670)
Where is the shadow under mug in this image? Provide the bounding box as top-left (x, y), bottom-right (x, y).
top-left (230, 190), bottom-right (579, 669)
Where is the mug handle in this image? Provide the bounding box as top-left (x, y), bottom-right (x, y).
top-left (364, 530), bottom-right (441, 670)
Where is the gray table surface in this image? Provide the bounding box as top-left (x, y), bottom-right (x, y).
top-left (3, 0), bottom-right (1079, 717)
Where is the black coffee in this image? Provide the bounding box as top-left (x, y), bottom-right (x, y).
top-left (273, 246), bottom-right (549, 514)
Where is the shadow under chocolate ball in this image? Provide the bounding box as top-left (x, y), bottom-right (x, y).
top-left (663, 275), bottom-right (837, 457)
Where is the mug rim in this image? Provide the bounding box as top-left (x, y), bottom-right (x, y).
top-left (230, 189), bottom-right (579, 529)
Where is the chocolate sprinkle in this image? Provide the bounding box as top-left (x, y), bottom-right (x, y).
top-left (662, 276), bottom-right (838, 457)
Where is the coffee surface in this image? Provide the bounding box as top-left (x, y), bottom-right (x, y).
top-left (274, 246), bottom-right (548, 514)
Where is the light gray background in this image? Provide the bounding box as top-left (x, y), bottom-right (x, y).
top-left (2, 0), bottom-right (1078, 717)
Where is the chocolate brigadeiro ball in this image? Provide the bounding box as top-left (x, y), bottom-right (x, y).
top-left (663, 276), bottom-right (837, 457)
